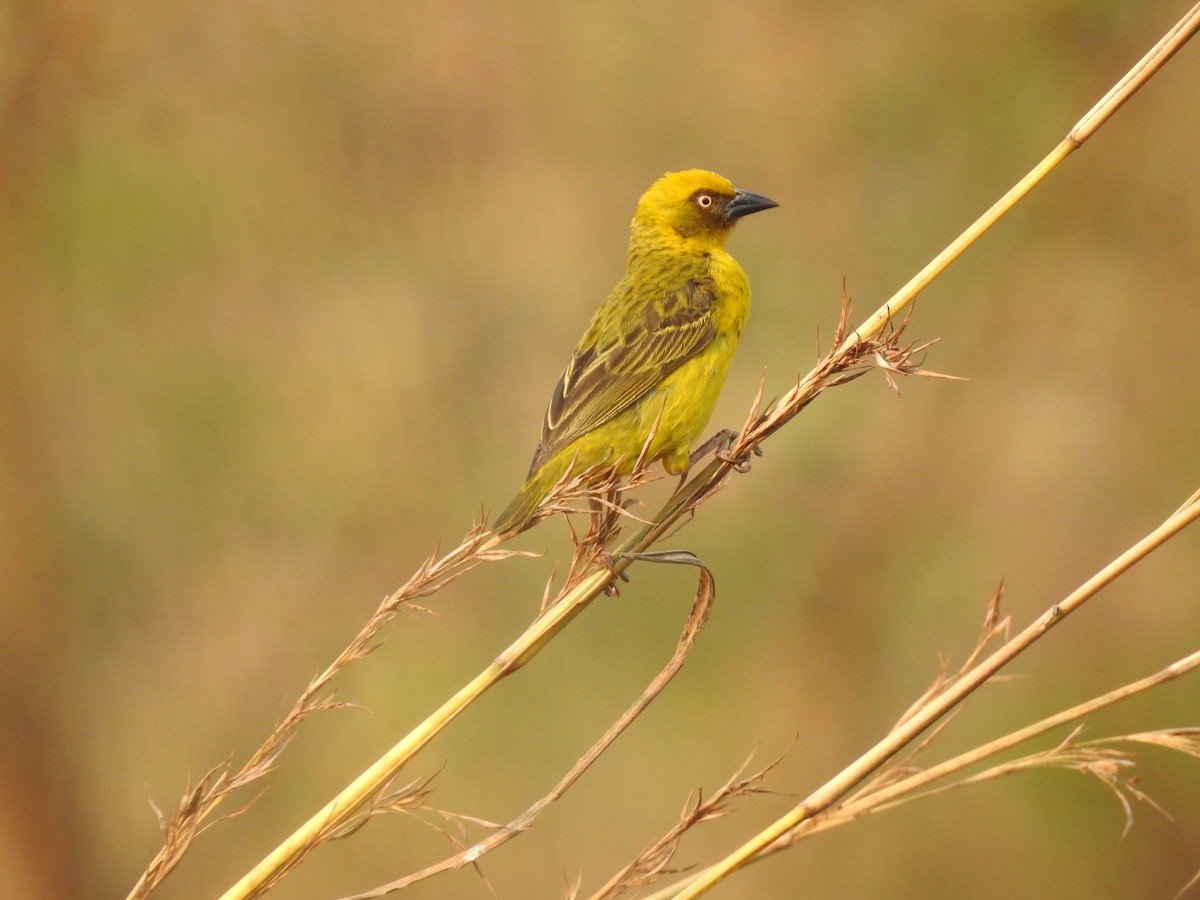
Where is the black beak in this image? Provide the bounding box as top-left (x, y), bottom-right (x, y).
top-left (725, 188), bottom-right (779, 220)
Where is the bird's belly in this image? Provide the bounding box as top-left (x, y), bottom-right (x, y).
top-left (556, 336), bottom-right (737, 478)
top-left (631, 338), bottom-right (735, 471)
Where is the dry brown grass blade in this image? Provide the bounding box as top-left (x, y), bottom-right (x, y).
top-left (1116, 728), bottom-right (1200, 759)
top-left (587, 751), bottom-right (786, 900)
top-left (1175, 867), bottom-right (1200, 900)
top-left (651, 8), bottom-right (1200, 893)
top-left (338, 555), bottom-right (716, 898)
top-left (127, 523), bottom-right (524, 899)
top-left (215, 565), bottom-right (611, 899)
top-left (779, 653), bottom-right (1200, 845)
top-left (630, 612), bottom-right (1196, 897)
top-left (645, 485), bottom-right (1200, 899)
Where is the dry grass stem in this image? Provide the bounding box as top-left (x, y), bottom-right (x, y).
top-left (1176, 866), bottom-right (1200, 900)
top-left (646, 487), bottom-right (1200, 899)
top-left (217, 481), bottom-right (727, 898)
top-left (587, 752), bottom-right (785, 900)
top-left (129, 524), bottom-right (526, 899)
top-left (778, 656), bottom-right (1200, 845)
top-left (649, 12), bottom-right (1200, 893)
top-left (342, 558), bottom-right (716, 898)
top-left (831, 3), bottom-right (1200, 362)
top-left (215, 565), bottom-right (611, 899)
top-left (632, 628), bottom-right (1197, 898)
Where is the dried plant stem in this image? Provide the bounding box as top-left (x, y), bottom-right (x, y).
top-left (618, 0), bottom-right (1200, 562)
top-left (782, 648), bottom-right (1200, 843)
top-left (633, 649), bottom-right (1200, 900)
top-left (130, 527), bottom-right (515, 899)
top-left (658, 488), bottom-right (1200, 899)
top-left (839, 0), bottom-right (1200, 356)
top-left (218, 487), bottom-right (729, 897)
top-left (343, 560), bottom-right (716, 898)
top-left (654, 9), bottom-right (1200, 893)
top-left (218, 565), bottom-right (606, 900)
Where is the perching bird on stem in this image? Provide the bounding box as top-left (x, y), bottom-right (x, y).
top-left (493, 169), bottom-right (777, 537)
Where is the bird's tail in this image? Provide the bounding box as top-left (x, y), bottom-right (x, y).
top-left (491, 455), bottom-right (572, 537)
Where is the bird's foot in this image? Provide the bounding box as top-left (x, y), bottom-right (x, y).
top-left (598, 549), bottom-right (630, 596)
top-left (716, 443), bottom-right (762, 474)
top-left (690, 428), bottom-right (761, 473)
top-left (688, 428), bottom-right (739, 469)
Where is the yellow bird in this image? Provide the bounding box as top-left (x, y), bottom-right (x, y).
top-left (493, 169), bottom-right (777, 536)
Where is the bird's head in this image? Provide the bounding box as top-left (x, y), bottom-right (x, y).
top-left (632, 169), bottom-right (777, 250)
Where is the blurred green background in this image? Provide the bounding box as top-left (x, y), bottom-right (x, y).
top-left (2, 2), bottom-right (1198, 897)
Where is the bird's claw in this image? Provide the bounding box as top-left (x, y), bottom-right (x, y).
top-left (716, 443), bottom-right (762, 474)
top-left (688, 428), bottom-right (739, 469)
top-left (599, 550), bottom-right (630, 596)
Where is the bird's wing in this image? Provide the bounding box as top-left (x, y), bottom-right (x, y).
top-left (528, 278), bottom-right (718, 475)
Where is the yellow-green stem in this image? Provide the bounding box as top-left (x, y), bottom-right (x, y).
top-left (219, 569), bottom-right (608, 900)
top-left (668, 491), bottom-right (1200, 899)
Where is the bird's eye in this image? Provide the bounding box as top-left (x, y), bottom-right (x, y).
top-left (695, 192), bottom-right (715, 209)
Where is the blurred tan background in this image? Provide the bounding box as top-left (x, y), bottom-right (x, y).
top-left (2, 2), bottom-right (1199, 898)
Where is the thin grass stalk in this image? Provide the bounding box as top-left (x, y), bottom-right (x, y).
top-left (657, 9), bottom-right (1200, 893)
top-left (342, 561), bottom-right (716, 897)
top-left (129, 527), bottom-right (519, 899)
top-left (629, 650), bottom-right (1200, 900)
top-left (780, 648), bottom-right (1200, 843)
top-left (659, 488), bottom-right (1200, 899)
top-left (217, 568), bottom-right (607, 900)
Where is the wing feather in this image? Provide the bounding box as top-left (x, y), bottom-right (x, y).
top-left (527, 278), bottom-right (717, 475)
